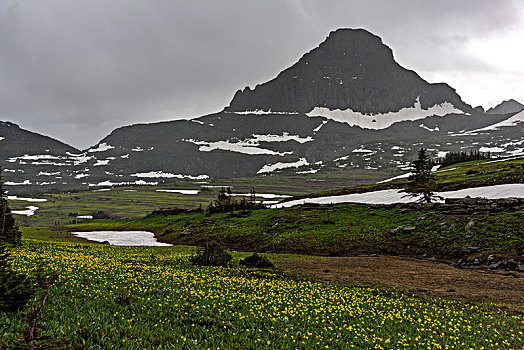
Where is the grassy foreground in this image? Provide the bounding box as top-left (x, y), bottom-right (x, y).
top-left (67, 203), bottom-right (523, 264)
top-left (1, 238), bottom-right (523, 349)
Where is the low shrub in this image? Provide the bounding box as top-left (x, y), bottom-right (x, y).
top-left (190, 242), bottom-right (232, 267)
top-left (239, 253), bottom-right (275, 268)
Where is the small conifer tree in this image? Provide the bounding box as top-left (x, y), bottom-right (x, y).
top-left (0, 244), bottom-right (35, 312)
top-left (403, 148), bottom-right (439, 203)
top-left (0, 167), bottom-right (21, 246)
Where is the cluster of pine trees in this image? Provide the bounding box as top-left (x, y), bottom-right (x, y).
top-left (436, 150), bottom-right (491, 167)
top-left (207, 187), bottom-right (265, 214)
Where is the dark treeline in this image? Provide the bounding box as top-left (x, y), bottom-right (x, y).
top-left (436, 150), bottom-right (491, 167)
top-left (207, 187), bottom-right (265, 214)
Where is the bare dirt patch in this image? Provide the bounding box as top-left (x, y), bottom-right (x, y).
top-left (276, 255), bottom-right (524, 308)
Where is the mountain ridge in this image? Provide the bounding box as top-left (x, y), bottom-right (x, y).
top-left (1, 28), bottom-right (523, 194)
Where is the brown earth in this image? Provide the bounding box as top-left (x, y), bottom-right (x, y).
top-left (276, 255), bottom-right (524, 309)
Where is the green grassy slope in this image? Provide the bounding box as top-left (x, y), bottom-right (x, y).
top-left (67, 201), bottom-right (523, 268)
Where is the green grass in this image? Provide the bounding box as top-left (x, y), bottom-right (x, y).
top-left (64, 203), bottom-right (523, 264)
top-left (2, 239), bottom-right (522, 349)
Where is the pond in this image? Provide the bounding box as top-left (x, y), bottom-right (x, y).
top-left (71, 231), bottom-right (172, 246)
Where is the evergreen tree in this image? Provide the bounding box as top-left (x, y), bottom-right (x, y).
top-left (0, 243), bottom-right (35, 312)
top-left (403, 148), bottom-right (438, 203)
top-left (0, 167), bottom-right (21, 246)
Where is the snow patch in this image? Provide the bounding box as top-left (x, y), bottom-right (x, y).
top-left (469, 110), bottom-right (524, 132)
top-left (11, 206), bottom-right (39, 216)
top-left (37, 171), bottom-right (61, 176)
top-left (131, 171), bottom-right (209, 180)
top-left (313, 120), bottom-right (328, 132)
top-left (89, 180), bottom-right (159, 187)
top-left (88, 142), bottom-right (114, 153)
top-left (71, 231), bottom-right (172, 246)
top-left (185, 139), bottom-right (293, 156)
top-left (93, 160), bottom-right (110, 166)
top-left (257, 158), bottom-right (309, 174)
top-left (479, 147), bottom-right (505, 153)
top-left (156, 189), bottom-right (201, 195)
top-left (227, 110), bottom-right (298, 115)
top-left (7, 196), bottom-right (47, 202)
top-left (229, 193), bottom-right (292, 199)
top-left (419, 124), bottom-right (440, 132)
top-left (274, 184), bottom-right (524, 208)
top-left (306, 98), bottom-right (463, 130)
top-left (251, 133), bottom-right (313, 144)
top-left (5, 180), bottom-right (31, 185)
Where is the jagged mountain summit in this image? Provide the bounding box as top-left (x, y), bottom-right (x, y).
top-left (227, 28), bottom-right (471, 116)
top-left (486, 99), bottom-right (524, 115)
top-left (1, 28), bottom-right (523, 193)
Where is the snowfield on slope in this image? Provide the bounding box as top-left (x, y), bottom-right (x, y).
top-left (273, 184), bottom-right (524, 208)
top-left (306, 98), bottom-right (464, 130)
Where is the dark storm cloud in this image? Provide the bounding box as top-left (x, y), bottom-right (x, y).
top-left (0, 0), bottom-right (522, 149)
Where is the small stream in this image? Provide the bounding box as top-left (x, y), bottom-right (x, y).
top-left (71, 231), bottom-right (172, 246)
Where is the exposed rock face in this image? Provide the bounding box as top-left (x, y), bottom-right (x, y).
top-left (473, 106), bottom-right (485, 113)
top-left (486, 99), bottom-right (524, 114)
top-left (226, 29), bottom-right (472, 114)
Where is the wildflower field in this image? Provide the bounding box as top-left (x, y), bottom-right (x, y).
top-left (1, 239), bottom-right (522, 349)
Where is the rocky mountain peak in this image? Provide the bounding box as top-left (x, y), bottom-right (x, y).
top-left (226, 28), bottom-right (471, 115)
top-left (486, 99), bottom-right (524, 115)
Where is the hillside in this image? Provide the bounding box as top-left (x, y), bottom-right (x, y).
top-left (58, 157), bottom-right (524, 272)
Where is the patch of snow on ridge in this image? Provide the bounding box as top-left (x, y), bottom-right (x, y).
top-left (313, 120), bottom-right (328, 132)
top-left (251, 133), bottom-right (313, 144)
top-left (88, 142), bottom-right (114, 153)
top-left (469, 110), bottom-right (524, 132)
top-left (191, 119), bottom-right (205, 125)
top-left (226, 110), bottom-right (298, 115)
top-left (0, 137), bottom-right (4, 141)
top-left (352, 147), bottom-right (373, 153)
top-left (376, 173), bottom-right (413, 183)
top-left (93, 160), bottom-right (110, 166)
top-left (257, 158), bottom-right (309, 174)
top-left (5, 180), bottom-right (31, 185)
top-left (306, 98), bottom-right (463, 129)
top-left (185, 139), bottom-right (293, 156)
top-left (37, 171), bottom-right (61, 176)
top-left (131, 171), bottom-right (209, 180)
top-left (420, 124), bottom-right (440, 132)
top-left (67, 152), bottom-right (93, 165)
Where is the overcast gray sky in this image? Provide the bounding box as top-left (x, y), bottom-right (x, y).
top-left (1, 0), bottom-right (523, 149)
